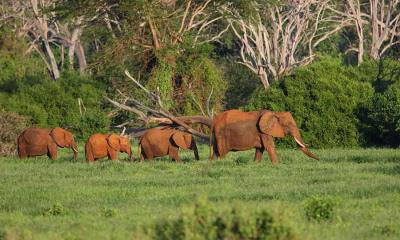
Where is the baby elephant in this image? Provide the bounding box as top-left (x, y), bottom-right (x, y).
top-left (139, 127), bottom-right (199, 162)
top-left (85, 133), bottom-right (133, 162)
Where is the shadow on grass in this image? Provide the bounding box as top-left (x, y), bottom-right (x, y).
top-left (373, 165), bottom-right (400, 175)
top-left (349, 155), bottom-right (400, 164)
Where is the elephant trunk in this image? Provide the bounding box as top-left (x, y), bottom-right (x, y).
top-left (71, 142), bottom-right (78, 161)
top-left (290, 128), bottom-right (319, 161)
top-left (191, 139), bottom-right (200, 160)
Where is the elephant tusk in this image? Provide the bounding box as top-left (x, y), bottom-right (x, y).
top-left (294, 137), bottom-right (306, 148)
top-left (120, 127), bottom-right (126, 136)
top-left (72, 146), bottom-right (78, 152)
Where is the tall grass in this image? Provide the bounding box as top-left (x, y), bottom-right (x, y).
top-left (0, 146), bottom-right (399, 239)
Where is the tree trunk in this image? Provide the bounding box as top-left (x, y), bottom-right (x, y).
top-left (75, 42), bottom-right (87, 73)
top-left (44, 40), bottom-right (60, 79)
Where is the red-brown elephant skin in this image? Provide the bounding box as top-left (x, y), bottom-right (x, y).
top-left (139, 127), bottom-right (199, 162)
top-left (85, 133), bottom-right (132, 162)
top-left (17, 127), bottom-right (78, 160)
top-left (211, 109), bottom-right (319, 164)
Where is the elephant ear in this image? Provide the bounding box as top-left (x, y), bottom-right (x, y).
top-left (50, 128), bottom-right (66, 147)
top-left (172, 132), bottom-right (191, 149)
top-left (107, 134), bottom-right (121, 151)
top-left (259, 112), bottom-right (285, 138)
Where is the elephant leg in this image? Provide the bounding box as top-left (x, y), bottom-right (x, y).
top-left (47, 143), bottom-right (58, 160)
top-left (210, 142), bottom-right (219, 160)
top-left (108, 149), bottom-right (118, 160)
top-left (85, 144), bottom-right (95, 162)
top-left (215, 136), bottom-right (229, 159)
top-left (168, 146), bottom-right (180, 162)
top-left (17, 143), bottom-right (27, 159)
top-left (261, 135), bottom-right (278, 165)
top-left (141, 146), bottom-right (153, 162)
top-left (254, 147), bottom-right (264, 163)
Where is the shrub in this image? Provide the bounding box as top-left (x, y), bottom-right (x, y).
top-left (0, 111), bottom-right (31, 156)
top-left (102, 207), bottom-right (117, 218)
top-left (0, 72), bottom-right (109, 140)
top-left (357, 59), bottom-right (400, 147)
top-left (246, 57), bottom-right (374, 148)
top-left (304, 197), bottom-right (336, 222)
top-left (148, 197), bottom-right (295, 240)
top-left (43, 203), bottom-right (65, 216)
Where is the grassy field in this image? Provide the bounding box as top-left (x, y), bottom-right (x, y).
top-left (1, 145), bottom-right (400, 239)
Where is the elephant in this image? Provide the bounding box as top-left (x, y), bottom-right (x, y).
top-left (85, 133), bottom-right (133, 162)
top-left (138, 127), bottom-right (199, 162)
top-left (211, 109), bottom-right (319, 164)
top-left (17, 127), bottom-right (78, 160)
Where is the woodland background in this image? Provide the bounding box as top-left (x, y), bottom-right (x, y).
top-left (1, 0), bottom-right (400, 153)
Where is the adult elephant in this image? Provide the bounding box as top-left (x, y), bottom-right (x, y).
top-left (17, 127), bottom-right (78, 160)
top-left (85, 133), bottom-right (133, 162)
top-left (211, 109), bottom-right (319, 164)
top-left (139, 127), bottom-right (199, 162)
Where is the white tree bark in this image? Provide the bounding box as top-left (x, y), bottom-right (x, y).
top-left (227, 0), bottom-right (344, 88)
top-left (369, 0), bottom-right (400, 59)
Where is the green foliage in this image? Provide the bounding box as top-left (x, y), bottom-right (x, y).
top-left (145, 44), bottom-right (227, 115)
top-left (0, 34), bottom-right (48, 86)
top-left (149, 196), bottom-right (295, 240)
top-left (224, 60), bottom-right (261, 109)
top-left (356, 59), bottom-right (400, 147)
top-left (102, 207), bottom-right (117, 218)
top-left (0, 111), bottom-right (31, 156)
top-left (0, 72), bottom-right (109, 140)
top-left (246, 57), bottom-right (374, 148)
top-left (146, 56), bottom-right (176, 110)
top-left (305, 197), bottom-right (336, 222)
top-left (43, 203), bottom-right (65, 216)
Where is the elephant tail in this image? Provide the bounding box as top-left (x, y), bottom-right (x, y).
top-left (208, 121), bottom-right (214, 160)
top-left (137, 138), bottom-right (142, 160)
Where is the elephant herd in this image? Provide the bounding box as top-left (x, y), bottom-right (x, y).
top-left (16, 109), bottom-right (319, 164)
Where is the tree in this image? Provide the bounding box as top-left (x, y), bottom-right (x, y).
top-left (1, 0), bottom-right (118, 79)
top-left (330, 0), bottom-right (400, 64)
top-left (226, 0), bottom-right (345, 89)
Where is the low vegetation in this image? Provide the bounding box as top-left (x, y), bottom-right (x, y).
top-left (0, 146), bottom-right (399, 239)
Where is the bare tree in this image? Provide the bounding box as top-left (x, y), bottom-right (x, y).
top-left (369, 0), bottom-right (400, 59)
top-left (226, 0), bottom-right (345, 89)
top-left (133, 0), bottom-right (229, 51)
top-left (330, 0), bottom-right (400, 64)
top-left (2, 0), bottom-right (118, 79)
top-left (328, 0), bottom-right (367, 65)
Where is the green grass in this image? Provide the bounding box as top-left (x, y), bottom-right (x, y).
top-left (1, 145), bottom-right (400, 239)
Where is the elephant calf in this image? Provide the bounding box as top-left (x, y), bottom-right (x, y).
top-left (139, 127), bottom-right (199, 162)
top-left (85, 133), bottom-right (133, 162)
top-left (17, 127), bottom-right (78, 160)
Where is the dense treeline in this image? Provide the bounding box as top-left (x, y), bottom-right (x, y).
top-left (0, 0), bottom-right (399, 148)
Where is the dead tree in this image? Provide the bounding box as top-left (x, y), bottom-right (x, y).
top-left (105, 70), bottom-right (212, 140)
top-left (2, 0), bottom-right (119, 79)
top-left (369, 0), bottom-right (400, 59)
top-left (226, 0), bottom-right (347, 89)
top-left (329, 0), bottom-right (400, 64)
top-left (136, 0), bottom-right (229, 51)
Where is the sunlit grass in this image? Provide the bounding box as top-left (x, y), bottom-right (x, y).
top-left (0, 146), bottom-right (399, 239)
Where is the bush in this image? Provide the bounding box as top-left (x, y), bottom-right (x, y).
top-left (246, 57), bottom-right (374, 148)
top-left (0, 72), bottom-right (110, 140)
top-left (147, 197), bottom-right (295, 240)
top-left (358, 59), bottom-right (400, 147)
top-left (43, 203), bottom-right (66, 216)
top-left (304, 197), bottom-right (336, 222)
top-left (0, 111), bottom-right (31, 156)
